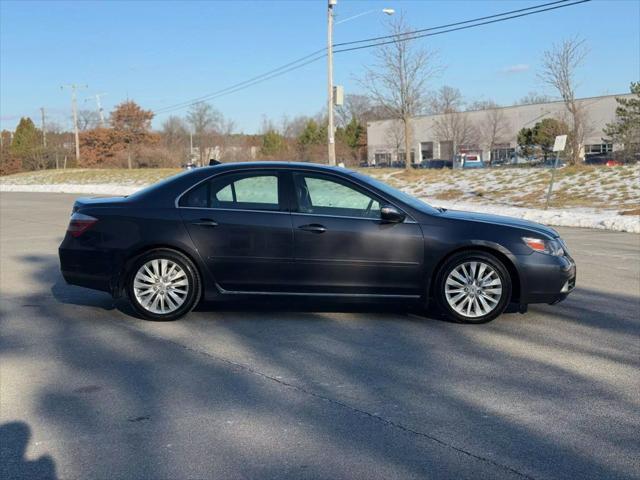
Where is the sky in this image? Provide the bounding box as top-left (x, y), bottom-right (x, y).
top-left (1, 0), bottom-right (639, 133)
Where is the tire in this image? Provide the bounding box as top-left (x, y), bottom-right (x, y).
top-left (126, 249), bottom-right (201, 321)
top-left (434, 251), bottom-right (512, 324)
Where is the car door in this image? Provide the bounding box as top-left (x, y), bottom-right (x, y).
top-left (178, 170), bottom-right (294, 292)
top-left (289, 171), bottom-right (424, 295)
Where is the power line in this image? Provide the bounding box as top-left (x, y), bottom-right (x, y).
top-left (333, 0), bottom-right (571, 48)
top-left (112, 0), bottom-right (591, 118)
top-left (334, 0), bottom-right (591, 54)
top-left (153, 48), bottom-right (327, 115)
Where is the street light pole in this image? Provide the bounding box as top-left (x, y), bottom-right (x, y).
top-left (326, 3), bottom-right (394, 166)
top-left (327, 0), bottom-right (336, 166)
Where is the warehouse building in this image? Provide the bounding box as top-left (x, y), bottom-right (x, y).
top-left (366, 93), bottom-right (632, 166)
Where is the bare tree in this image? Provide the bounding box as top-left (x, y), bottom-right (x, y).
top-left (467, 98), bottom-right (498, 112)
top-left (385, 120), bottom-right (407, 161)
top-left (433, 112), bottom-right (478, 160)
top-left (430, 86), bottom-right (477, 159)
top-left (77, 110), bottom-right (101, 131)
top-left (428, 86), bottom-right (464, 114)
top-left (539, 37), bottom-right (589, 164)
top-left (335, 94), bottom-right (386, 128)
top-left (212, 118), bottom-right (237, 162)
top-left (360, 15), bottom-right (439, 169)
top-left (161, 116), bottom-right (189, 164)
top-left (186, 102), bottom-right (224, 165)
top-left (480, 103), bottom-right (510, 166)
top-left (518, 91), bottom-right (554, 105)
top-left (281, 114), bottom-right (312, 139)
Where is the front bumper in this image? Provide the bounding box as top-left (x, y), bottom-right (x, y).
top-left (516, 252), bottom-right (576, 305)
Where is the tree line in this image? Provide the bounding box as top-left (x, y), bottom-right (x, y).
top-left (2, 14), bottom-right (638, 175)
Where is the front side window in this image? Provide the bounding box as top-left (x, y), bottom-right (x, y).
top-left (293, 173), bottom-right (381, 218)
top-left (179, 173), bottom-right (280, 211)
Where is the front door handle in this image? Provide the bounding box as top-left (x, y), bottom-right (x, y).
top-left (191, 218), bottom-right (218, 227)
top-left (298, 224), bottom-right (326, 234)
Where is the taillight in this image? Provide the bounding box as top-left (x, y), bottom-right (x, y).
top-left (67, 212), bottom-right (98, 238)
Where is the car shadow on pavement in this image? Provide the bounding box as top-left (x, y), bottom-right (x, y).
top-left (5, 253), bottom-right (640, 479)
top-left (0, 422), bottom-right (58, 480)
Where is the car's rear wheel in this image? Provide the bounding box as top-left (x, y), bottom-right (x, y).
top-left (435, 251), bottom-right (511, 324)
top-left (127, 249), bottom-right (201, 321)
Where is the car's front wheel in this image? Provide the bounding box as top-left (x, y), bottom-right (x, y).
top-left (435, 251), bottom-right (511, 324)
top-left (126, 249), bottom-right (201, 321)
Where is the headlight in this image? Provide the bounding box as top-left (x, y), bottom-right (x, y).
top-left (522, 237), bottom-right (564, 256)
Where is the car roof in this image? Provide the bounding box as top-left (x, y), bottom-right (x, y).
top-left (196, 161), bottom-right (350, 174)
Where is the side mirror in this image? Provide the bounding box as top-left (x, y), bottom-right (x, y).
top-left (380, 205), bottom-right (406, 223)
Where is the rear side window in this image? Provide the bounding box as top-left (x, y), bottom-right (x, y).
top-left (179, 173), bottom-right (281, 211)
top-left (179, 181), bottom-right (209, 208)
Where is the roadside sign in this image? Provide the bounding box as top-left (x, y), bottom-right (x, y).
top-left (553, 135), bottom-right (567, 152)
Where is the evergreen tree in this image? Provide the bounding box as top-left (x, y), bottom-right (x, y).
top-left (10, 117), bottom-right (45, 170)
top-left (297, 120), bottom-right (326, 160)
top-left (604, 82), bottom-right (640, 162)
top-left (261, 130), bottom-right (286, 157)
top-left (532, 118), bottom-right (569, 160)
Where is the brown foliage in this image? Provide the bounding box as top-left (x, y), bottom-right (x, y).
top-left (79, 101), bottom-right (158, 167)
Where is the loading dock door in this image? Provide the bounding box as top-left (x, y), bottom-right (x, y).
top-left (439, 141), bottom-right (453, 160)
top-left (421, 142), bottom-right (433, 161)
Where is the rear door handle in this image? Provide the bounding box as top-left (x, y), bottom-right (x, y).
top-left (191, 218), bottom-right (218, 227)
top-left (298, 224), bottom-right (326, 234)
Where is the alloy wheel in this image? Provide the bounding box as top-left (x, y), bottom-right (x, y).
top-left (444, 261), bottom-right (503, 319)
top-left (133, 259), bottom-right (190, 314)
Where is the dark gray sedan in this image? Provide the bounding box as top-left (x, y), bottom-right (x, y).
top-left (59, 162), bottom-right (576, 323)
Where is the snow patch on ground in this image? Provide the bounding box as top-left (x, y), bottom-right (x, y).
top-left (0, 183), bottom-right (142, 195)
top-left (2, 181), bottom-right (638, 233)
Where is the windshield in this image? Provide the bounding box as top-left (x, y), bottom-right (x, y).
top-left (352, 172), bottom-right (440, 215)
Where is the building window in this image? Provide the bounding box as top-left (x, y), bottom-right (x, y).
top-left (420, 142), bottom-right (434, 160)
top-left (374, 152), bottom-right (391, 166)
top-left (585, 143), bottom-right (613, 154)
top-left (490, 148), bottom-right (516, 163)
top-left (397, 151), bottom-right (416, 163)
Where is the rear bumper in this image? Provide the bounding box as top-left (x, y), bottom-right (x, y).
top-left (517, 253), bottom-right (576, 305)
top-left (59, 244), bottom-right (119, 294)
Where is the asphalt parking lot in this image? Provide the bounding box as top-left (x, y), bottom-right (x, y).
top-left (1, 192), bottom-right (639, 480)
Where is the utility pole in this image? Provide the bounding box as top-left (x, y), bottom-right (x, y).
top-left (62, 84), bottom-right (87, 163)
top-left (89, 93), bottom-right (107, 127)
top-left (190, 131), bottom-right (194, 162)
top-left (327, 0), bottom-right (336, 166)
top-left (39, 107), bottom-right (47, 148)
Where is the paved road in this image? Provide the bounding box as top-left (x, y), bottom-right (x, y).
top-left (1, 192), bottom-right (639, 480)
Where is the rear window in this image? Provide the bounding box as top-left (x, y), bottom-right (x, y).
top-left (179, 173), bottom-right (280, 211)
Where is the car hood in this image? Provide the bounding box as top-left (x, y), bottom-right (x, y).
top-left (438, 209), bottom-right (559, 238)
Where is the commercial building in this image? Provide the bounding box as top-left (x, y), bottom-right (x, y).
top-left (366, 93), bottom-right (632, 165)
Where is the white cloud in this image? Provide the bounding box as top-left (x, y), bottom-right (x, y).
top-left (500, 64), bottom-right (530, 74)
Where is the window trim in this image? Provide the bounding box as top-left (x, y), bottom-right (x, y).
top-left (290, 170), bottom-right (415, 223)
top-left (175, 167), bottom-right (416, 223)
top-left (176, 170), bottom-right (285, 212)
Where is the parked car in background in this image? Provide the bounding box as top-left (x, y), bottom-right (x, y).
top-left (606, 159), bottom-right (624, 167)
top-left (59, 162), bottom-right (576, 324)
top-left (456, 154), bottom-right (485, 169)
top-left (584, 153), bottom-right (616, 165)
top-left (416, 159), bottom-right (453, 169)
top-left (538, 157), bottom-right (567, 168)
